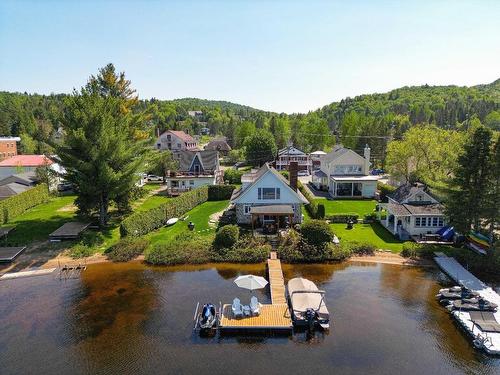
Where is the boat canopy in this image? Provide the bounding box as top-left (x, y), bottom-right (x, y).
top-left (288, 277), bottom-right (328, 315)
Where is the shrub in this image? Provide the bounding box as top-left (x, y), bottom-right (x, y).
top-left (377, 182), bottom-right (396, 202)
top-left (120, 185), bottom-right (209, 237)
top-left (327, 214), bottom-right (359, 223)
top-left (348, 242), bottom-right (376, 256)
top-left (300, 220), bottom-right (335, 252)
top-left (277, 230), bottom-right (304, 262)
top-left (107, 238), bottom-right (149, 262)
top-left (401, 242), bottom-right (419, 258)
top-left (145, 232), bottom-right (213, 265)
top-left (223, 168), bottom-right (243, 184)
top-left (225, 244), bottom-right (271, 263)
top-left (298, 181), bottom-right (318, 218)
top-left (0, 183), bottom-right (49, 224)
top-left (317, 204), bottom-right (325, 219)
top-left (213, 224), bottom-right (239, 252)
top-left (208, 184), bottom-right (235, 201)
top-left (80, 231), bottom-right (105, 248)
top-left (327, 242), bottom-right (352, 261)
top-left (69, 244), bottom-right (95, 258)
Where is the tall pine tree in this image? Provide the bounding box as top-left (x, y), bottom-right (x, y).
top-left (446, 125), bottom-right (493, 233)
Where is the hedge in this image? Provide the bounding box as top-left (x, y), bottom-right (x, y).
top-left (327, 214), bottom-right (359, 223)
top-left (0, 183), bottom-right (49, 224)
top-left (298, 181), bottom-right (318, 218)
top-left (377, 182), bottom-right (396, 202)
top-left (120, 185), bottom-right (209, 237)
top-left (208, 184), bottom-right (235, 201)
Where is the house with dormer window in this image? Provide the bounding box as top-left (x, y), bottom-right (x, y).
top-left (379, 182), bottom-right (446, 240)
top-left (230, 163), bottom-right (308, 232)
top-left (164, 150), bottom-right (222, 192)
top-left (312, 144), bottom-right (378, 198)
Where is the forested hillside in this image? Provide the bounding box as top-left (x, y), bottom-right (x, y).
top-left (0, 75), bottom-right (499, 163)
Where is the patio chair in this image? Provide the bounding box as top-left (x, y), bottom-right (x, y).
top-left (250, 296), bottom-right (260, 316)
top-left (232, 298), bottom-right (244, 318)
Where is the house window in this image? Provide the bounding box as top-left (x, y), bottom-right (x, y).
top-left (258, 187), bottom-right (280, 200)
top-left (157, 143), bottom-right (161, 149)
top-left (244, 205), bottom-right (251, 215)
top-left (167, 135), bottom-right (171, 141)
top-left (194, 165), bottom-right (200, 173)
top-left (177, 143), bottom-right (182, 149)
top-left (415, 217), bottom-right (421, 227)
top-left (432, 217), bottom-right (438, 227)
top-left (438, 218), bottom-right (444, 227)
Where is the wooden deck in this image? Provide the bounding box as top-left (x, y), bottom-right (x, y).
top-left (267, 252), bottom-right (287, 304)
top-left (49, 222), bottom-right (90, 240)
top-left (0, 246), bottom-right (26, 262)
top-left (219, 303), bottom-right (292, 331)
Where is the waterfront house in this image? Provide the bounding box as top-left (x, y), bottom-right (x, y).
top-left (155, 130), bottom-right (199, 152)
top-left (165, 150), bottom-right (222, 192)
top-left (204, 138), bottom-right (232, 155)
top-left (230, 162), bottom-right (308, 231)
top-left (310, 150), bottom-right (326, 171)
top-left (379, 182), bottom-right (446, 240)
top-left (311, 144), bottom-right (378, 198)
top-left (274, 144), bottom-right (310, 172)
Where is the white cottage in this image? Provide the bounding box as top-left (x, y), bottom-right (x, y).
top-left (230, 163), bottom-right (308, 231)
top-left (379, 183), bottom-right (446, 240)
top-left (311, 144), bottom-right (378, 198)
top-left (165, 150), bottom-right (222, 192)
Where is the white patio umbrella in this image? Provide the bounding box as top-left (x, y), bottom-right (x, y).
top-left (234, 274), bottom-right (268, 291)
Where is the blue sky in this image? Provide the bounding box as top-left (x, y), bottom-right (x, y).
top-left (0, 1), bottom-right (499, 113)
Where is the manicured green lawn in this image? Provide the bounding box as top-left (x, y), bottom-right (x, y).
top-left (146, 200), bottom-right (229, 248)
top-left (316, 199), bottom-right (377, 217)
top-left (136, 194), bottom-right (170, 212)
top-left (331, 222), bottom-right (409, 252)
top-left (2, 195), bottom-right (77, 244)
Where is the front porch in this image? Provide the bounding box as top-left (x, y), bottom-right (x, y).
top-left (250, 205), bottom-right (295, 235)
top-left (377, 203), bottom-right (411, 240)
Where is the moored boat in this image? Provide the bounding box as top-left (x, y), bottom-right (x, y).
top-left (287, 277), bottom-right (330, 330)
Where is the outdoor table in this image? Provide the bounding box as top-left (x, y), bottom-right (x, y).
top-left (243, 305), bottom-right (251, 316)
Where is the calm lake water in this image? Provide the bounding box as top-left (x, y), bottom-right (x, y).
top-left (1, 261), bottom-right (499, 375)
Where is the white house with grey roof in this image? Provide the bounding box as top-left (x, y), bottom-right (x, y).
top-left (379, 182), bottom-right (446, 240)
top-left (230, 163), bottom-right (308, 231)
top-left (165, 150), bottom-right (222, 192)
top-left (312, 144), bottom-right (378, 198)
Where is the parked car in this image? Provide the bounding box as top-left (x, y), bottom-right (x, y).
top-left (297, 170), bottom-right (310, 176)
top-left (57, 182), bottom-right (73, 192)
top-left (371, 169), bottom-right (385, 175)
top-left (233, 162), bottom-right (246, 169)
top-left (147, 174), bottom-right (163, 182)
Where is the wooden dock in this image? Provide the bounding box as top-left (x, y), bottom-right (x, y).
top-left (219, 303), bottom-right (292, 331)
top-left (218, 252), bottom-right (292, 332)
top-left (267, 251), bottom-right (287, 304)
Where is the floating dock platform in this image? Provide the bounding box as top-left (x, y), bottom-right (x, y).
top-left (434, 253), bottom-right (500, 355)
top-left (0, 246), bottom-right (26, 263)
top-left (0, 268), bottom-right (56, 280)
top-left (49, 222), bottom-right (90, 240)
top-left (219, 303), bottom-right (292, 332)
top-left (218, 252), bottom-right (292, 333)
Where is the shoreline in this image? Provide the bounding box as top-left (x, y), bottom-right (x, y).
top-left (1, 250), bottom-right (430, 276)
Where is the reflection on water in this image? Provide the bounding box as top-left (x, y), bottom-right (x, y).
top-left (0, 261), bottom-right (499, 375)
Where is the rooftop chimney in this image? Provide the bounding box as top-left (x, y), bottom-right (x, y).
top-left (363, 144), bottom-right (371, 174)
top-left (289, 161), bottom-right (298, 192)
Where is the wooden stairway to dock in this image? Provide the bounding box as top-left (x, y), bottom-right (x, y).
top-left (267, 252), bottom-right (287, 304)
